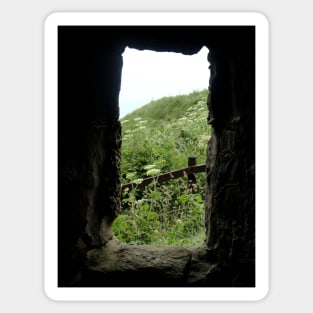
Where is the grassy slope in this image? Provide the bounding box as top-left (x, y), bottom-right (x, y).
top-left (121, 89), bottom-right (208, 123)
top-left (115, 89), bottom-right (210, 247)
top-left (120, 89), bottom-right (210, 179)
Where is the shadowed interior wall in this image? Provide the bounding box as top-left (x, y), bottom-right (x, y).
top-left (58, 26), bottom-right (255, 287)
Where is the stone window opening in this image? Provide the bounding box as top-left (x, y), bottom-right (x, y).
top-left (113, 46), bottom-right (211, 249)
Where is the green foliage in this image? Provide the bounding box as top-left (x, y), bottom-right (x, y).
top-left (113, 204), bottom-right (160, 244)
top-left (113, 89), bottom-right (211, 247)
top-left (113, 179), bottom-right (206, 246)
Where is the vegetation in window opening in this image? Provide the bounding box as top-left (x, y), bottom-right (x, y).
top-left (113, 89), bottom-right (211, 247)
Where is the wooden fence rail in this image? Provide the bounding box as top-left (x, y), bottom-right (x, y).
top-left (121, 156), bottom-right (206, 193)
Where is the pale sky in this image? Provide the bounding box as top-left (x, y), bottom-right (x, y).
top-left (119, 46), bottom-right (210, 118)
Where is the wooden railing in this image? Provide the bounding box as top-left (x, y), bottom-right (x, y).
top-left (122, 156), bottom-right (206, 193)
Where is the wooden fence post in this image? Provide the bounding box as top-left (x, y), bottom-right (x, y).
top-left (188, 155), bottom-right (197, 193)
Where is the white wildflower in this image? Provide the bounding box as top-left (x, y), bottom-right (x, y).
top-left (143, 164), bottom-right (156, 170)
top-left (126, 172), bottom-right (136, 180)
top-left (146, 168), bottom-right (161, 176)
top-left (132, 178), bottom-right (143, 185)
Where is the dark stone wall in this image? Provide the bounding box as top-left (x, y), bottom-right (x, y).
top-left (205, 41), bottom-right (255, 286)
top-left (57, 26), bottom-right (255, 287)
top-left (58, 28), bottom-right (123, 285)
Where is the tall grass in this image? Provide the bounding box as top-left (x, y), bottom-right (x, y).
top-left (113, 89), bottom-right (211, 247)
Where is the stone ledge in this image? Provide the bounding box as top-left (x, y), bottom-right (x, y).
top-left (81, 238), bottom-right (218, 287)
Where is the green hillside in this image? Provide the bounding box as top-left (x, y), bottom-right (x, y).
top-left (120, 89), bottom-right (210, 176)
top-left (114, 89), bottom-right (211, 247)
top-left (122, 89), bottom-right (208, 123)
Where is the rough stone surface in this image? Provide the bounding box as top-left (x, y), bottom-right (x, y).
top-left (80, 239), bottom-right (221, 287)
top-left (84, 121), bottom-right (122, 246)
top-left (185, 247), bottom-right (218, 286)
top-left (58, 122), bottom-right (122, 286)
top-left (82, 238), bottom-right (193, 287)
top-left (205, 47), bottom-right (255, 286)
